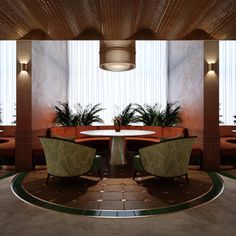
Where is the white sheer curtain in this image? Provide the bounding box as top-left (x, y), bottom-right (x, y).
top-left (0, 41), bottom-right (16, 125)
top-left (219, 41), bottom-right (236, 125)
top-left (68, 41), bottom-right (168, 124)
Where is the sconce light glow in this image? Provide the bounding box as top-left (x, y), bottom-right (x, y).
top-left (208, 63), bottom-right (215, 72)
top-left (21, 63), bottom-right (28, 71)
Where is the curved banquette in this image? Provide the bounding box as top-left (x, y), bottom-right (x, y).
top-left (0, 125), bottom-right (204, 168)
top-left (50, 125), bottom-right (187, 144)
top-left (219, 125), bottom-right (236, 164)
top-left (0, 125), bottom-right (16, 165)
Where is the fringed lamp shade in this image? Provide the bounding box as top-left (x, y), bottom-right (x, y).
top-left (100, 40), bottom-right (136, 72)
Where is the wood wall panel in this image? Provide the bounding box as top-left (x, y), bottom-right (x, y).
top-left (15, 41), bottom-right (33, 170)
top-left (203, 41), bottom-right (220, 170)
top-left (15, 41), bottom-right (68, 171)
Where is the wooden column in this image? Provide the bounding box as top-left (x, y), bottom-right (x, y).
top-left (202, 41), bottom-right (220, 170)
top-left (15, 41), bottom-right (33, 171)
top-left (15, 41), bottom-right (68, 171)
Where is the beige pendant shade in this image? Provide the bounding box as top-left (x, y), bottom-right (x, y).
top-left (100, 40), bottom-right (136, 72)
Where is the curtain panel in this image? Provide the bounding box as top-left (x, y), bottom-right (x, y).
top-left (0, 41), bottom-right (16, 125)
top-left (220, 41), bottom-right (236, 125)
top-left (68, 41), bottom-right (168, 124)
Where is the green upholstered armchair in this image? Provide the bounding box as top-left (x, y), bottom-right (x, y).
top-left (40, 137), bottom-right (102, 184)
top-left (133, 137), bottom-right (196, 183)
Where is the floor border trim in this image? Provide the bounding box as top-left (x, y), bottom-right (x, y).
top-left (11, 172), bottom-right (224, 218)
top-left (0, 170), bottom-right (16, 180)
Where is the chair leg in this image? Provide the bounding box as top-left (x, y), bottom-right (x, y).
top-left (46, 173), bottom-right (50, 185)
top-left (97, 169), bottom-right (102, 180)
top-left (185, 173), bottom-right (189, 184)
top-left (133, 169), bottom-right (137, 180)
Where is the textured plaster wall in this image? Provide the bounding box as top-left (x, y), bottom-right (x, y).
top-left (168, 41), bottom-right (204, 146)
top-left (32, 41), bottom-right (68, 147)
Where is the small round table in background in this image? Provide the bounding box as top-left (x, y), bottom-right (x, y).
top-left (80, 129), bottom-right (155, 165)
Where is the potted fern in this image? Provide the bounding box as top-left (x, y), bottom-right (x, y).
top-left (53, 102), bottom-right (104, 126)
top-left (133, 103), bottom-right (163, 126)
top-left (75, 103), bottom-right (104, 126)
top-left (53, 101), bottom-right (79, 126)
top-left (133, 102), bottom-right (182, 127)
top-left (114, 103), bottom-right (136, 126)
top-left (161, 101), bottom-right (182, 127)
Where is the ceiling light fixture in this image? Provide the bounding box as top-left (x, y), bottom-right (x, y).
top-left (99, 40), bottom-right (136, 72)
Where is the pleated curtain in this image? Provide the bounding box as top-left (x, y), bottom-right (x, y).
top-left (219, 41), bottom-right (236, 125)
top-left (67, 41), bottom-right (168, 124)
top-left (0, 41), bottom-right (16, 125)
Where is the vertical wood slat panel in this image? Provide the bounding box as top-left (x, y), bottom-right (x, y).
top-left (15, 41), bottom-right (32, 171)
top-left (203, 41), bottom-right (220, 170)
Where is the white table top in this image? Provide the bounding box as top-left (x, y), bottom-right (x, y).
top-left (80, 129), bottom-right (155, 137)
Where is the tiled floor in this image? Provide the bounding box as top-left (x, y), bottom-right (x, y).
top-left (1, 173), bottom-right (235, 235)
top-left (220, 168), bottom-right (236, 179)
top-left (0, 169), bottom-right (15, 179)
top-left (22, 166), bottom-right (213, 211)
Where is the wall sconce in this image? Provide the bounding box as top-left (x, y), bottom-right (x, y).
top-left (21, 63), bottom-right (28, 72)
top-left (208, 63), bottom-right (215, 72)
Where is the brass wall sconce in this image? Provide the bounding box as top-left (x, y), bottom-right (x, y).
top-left (208, 63), bottom-right (215, 71)
top-left (21, 63), bottom-right (28, 71)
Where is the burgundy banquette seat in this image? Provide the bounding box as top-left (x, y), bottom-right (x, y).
top-left (32, 125), bottom-right (202, 168)
top-left (220, 125), bottom-right (236, 164)
top-left (0, 125), bottom-right (16, 165)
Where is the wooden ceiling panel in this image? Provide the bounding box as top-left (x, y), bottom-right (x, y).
top-left (0, 0), bottom-right (235, 40)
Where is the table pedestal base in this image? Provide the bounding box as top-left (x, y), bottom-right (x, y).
top-left (109, 136), bottom-right (127, 165)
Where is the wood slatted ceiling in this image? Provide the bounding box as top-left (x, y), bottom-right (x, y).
top-left (0, 0), bottom-right (235, 40)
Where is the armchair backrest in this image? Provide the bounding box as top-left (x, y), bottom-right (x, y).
top-left (40, 137), bottom-right (96, 177)
top-left (139, 137), bottom-right (196, 177)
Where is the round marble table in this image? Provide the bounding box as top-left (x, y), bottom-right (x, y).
top-left (80, 130), bottom-right (155, 165)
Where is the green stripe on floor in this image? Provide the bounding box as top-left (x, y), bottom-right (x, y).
top-left (0, 170), bottom-right (16, 180)
top-left (11, 171), bottom-right (224, 218)
top-left (219, 171), bottom-right (236, 180)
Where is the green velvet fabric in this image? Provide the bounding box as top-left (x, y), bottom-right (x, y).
top-left (40, 137), bottom-right (97, 177)
top-left (136, 137), bottom-right (196, 178)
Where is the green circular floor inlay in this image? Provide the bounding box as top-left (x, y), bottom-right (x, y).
top-left (11, 172), bottom-right (224, 218)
